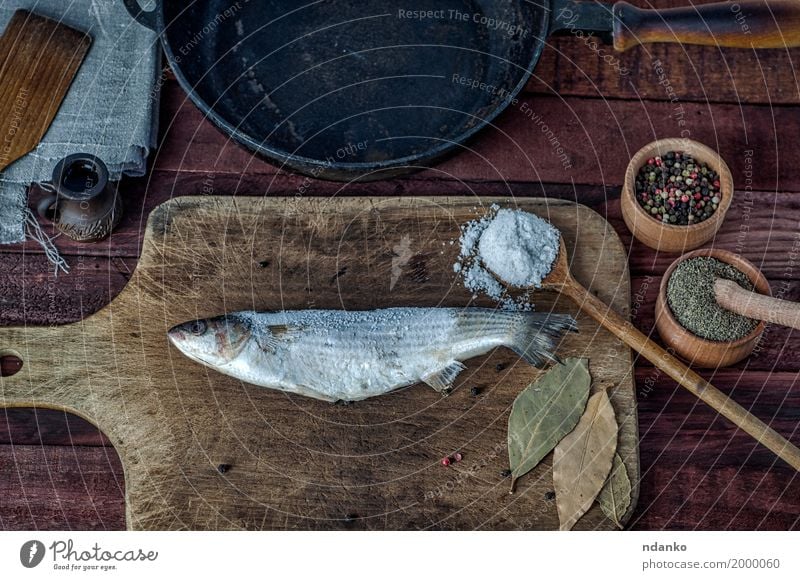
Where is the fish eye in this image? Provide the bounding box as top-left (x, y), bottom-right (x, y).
top-left (189, 320), bottom-right (207, 336)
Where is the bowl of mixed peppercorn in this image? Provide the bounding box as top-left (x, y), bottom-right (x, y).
top-left (621, 138), bottom-right (733, 253)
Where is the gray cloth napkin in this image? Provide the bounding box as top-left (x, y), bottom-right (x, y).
top-left (0, 0), bottom-right (160, 245)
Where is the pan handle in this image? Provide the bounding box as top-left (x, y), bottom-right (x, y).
top-left (612, 0), bottom-right (800, 51)
top-left (122, 0), bottom-right (159, 31)
top-left (550, 0), bottom-right (615, 42)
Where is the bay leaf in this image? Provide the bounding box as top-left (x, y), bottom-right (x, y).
top-left (598, 453), bottom-right (632, 529)
top-left (553, 389), bottom-right (618, 531)
top-left (508, 357), bottom-right (591, 492)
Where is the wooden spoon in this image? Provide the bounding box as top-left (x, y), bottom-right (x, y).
top-left (715, 279), bottom-right (800, 331)
top-left (497, 238), bottom-right (800, 472)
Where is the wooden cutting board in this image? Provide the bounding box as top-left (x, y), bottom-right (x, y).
top-left (0, 197), bottom-right (638, 530)
top-left (0, 10), bottom-right (91, 171)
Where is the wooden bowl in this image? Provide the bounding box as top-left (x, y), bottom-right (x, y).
top-left (621, 138), bottom-right (734, 253)
top-left (655, 249), bottom-right (771, 368)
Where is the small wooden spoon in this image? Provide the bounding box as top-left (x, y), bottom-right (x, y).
top-left (715, 279), bottom-right (800, 331)
top-left (496, 238), bottom-right (800, 472)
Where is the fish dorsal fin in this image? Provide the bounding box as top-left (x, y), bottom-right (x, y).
top-left (255, 324), bottom-right (302, 352)
top-left (421, 361), bottom-right (467, 393)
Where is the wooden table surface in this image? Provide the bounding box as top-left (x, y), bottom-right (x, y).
top-left (1, 0), bottom-right (798, 530)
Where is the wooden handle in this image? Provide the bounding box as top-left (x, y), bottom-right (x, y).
top-left (562, 279), bottom-right (800, 472)
top-left (613, 0), bottom-right (800, 51)
top-left (715, 279), bottom-right (800, 330)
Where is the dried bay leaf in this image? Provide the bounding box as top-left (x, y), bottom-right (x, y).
top-left (598, 453), bottom-right (632, 529)
top-left (553, 390), bottom-right (618, 531)
top-left (508, 357), bottom-right (591, 492)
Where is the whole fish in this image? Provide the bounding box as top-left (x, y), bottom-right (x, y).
top-left (167, 308), bottom-right (577, 402)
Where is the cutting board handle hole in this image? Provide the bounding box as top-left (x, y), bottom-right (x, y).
top-left (0, 350), bottom-right (23, 377)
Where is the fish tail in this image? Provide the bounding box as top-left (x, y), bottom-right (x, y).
top-left (508, 313), bottom-right (578, 367)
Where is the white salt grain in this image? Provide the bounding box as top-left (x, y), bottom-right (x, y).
top-left (453, 206), bottom-right (560, 310)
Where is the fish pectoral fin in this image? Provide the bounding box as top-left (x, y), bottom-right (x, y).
top-left (421, 361), bottom-right (467, 393)
top-left (255, 324), bottom-right (303, 352)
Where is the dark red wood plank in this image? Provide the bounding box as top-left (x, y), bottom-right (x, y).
top-left (151, 82), bottom-right (800, 192)
top-left (600, 192), bottom-right (800, 278)
top-left (0, 253), bottom-right (134, 325)
top-left (631, 464), bottom-right (799, 530)
top-left (0, 444), bottom-right (125, 531)
top-left (634, 371), bottom-right (800, 456)
top-left (631, 369), bottom-right (800, 530)
top-left (529, 0), bottom-right (800, 105)
top-left (1, 409), bottom-right (109, 447)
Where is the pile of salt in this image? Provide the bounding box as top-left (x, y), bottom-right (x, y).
top-left (454, 206), bottom-right (560, 310)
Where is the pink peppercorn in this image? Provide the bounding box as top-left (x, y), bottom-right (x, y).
top-left (441, 457), bottom-right (451, 467)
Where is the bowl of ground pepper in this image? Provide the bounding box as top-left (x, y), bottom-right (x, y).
top-left (655, 249), bottom-right (771, 368)
top-left (622, 138), bottom-right (733, 253)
